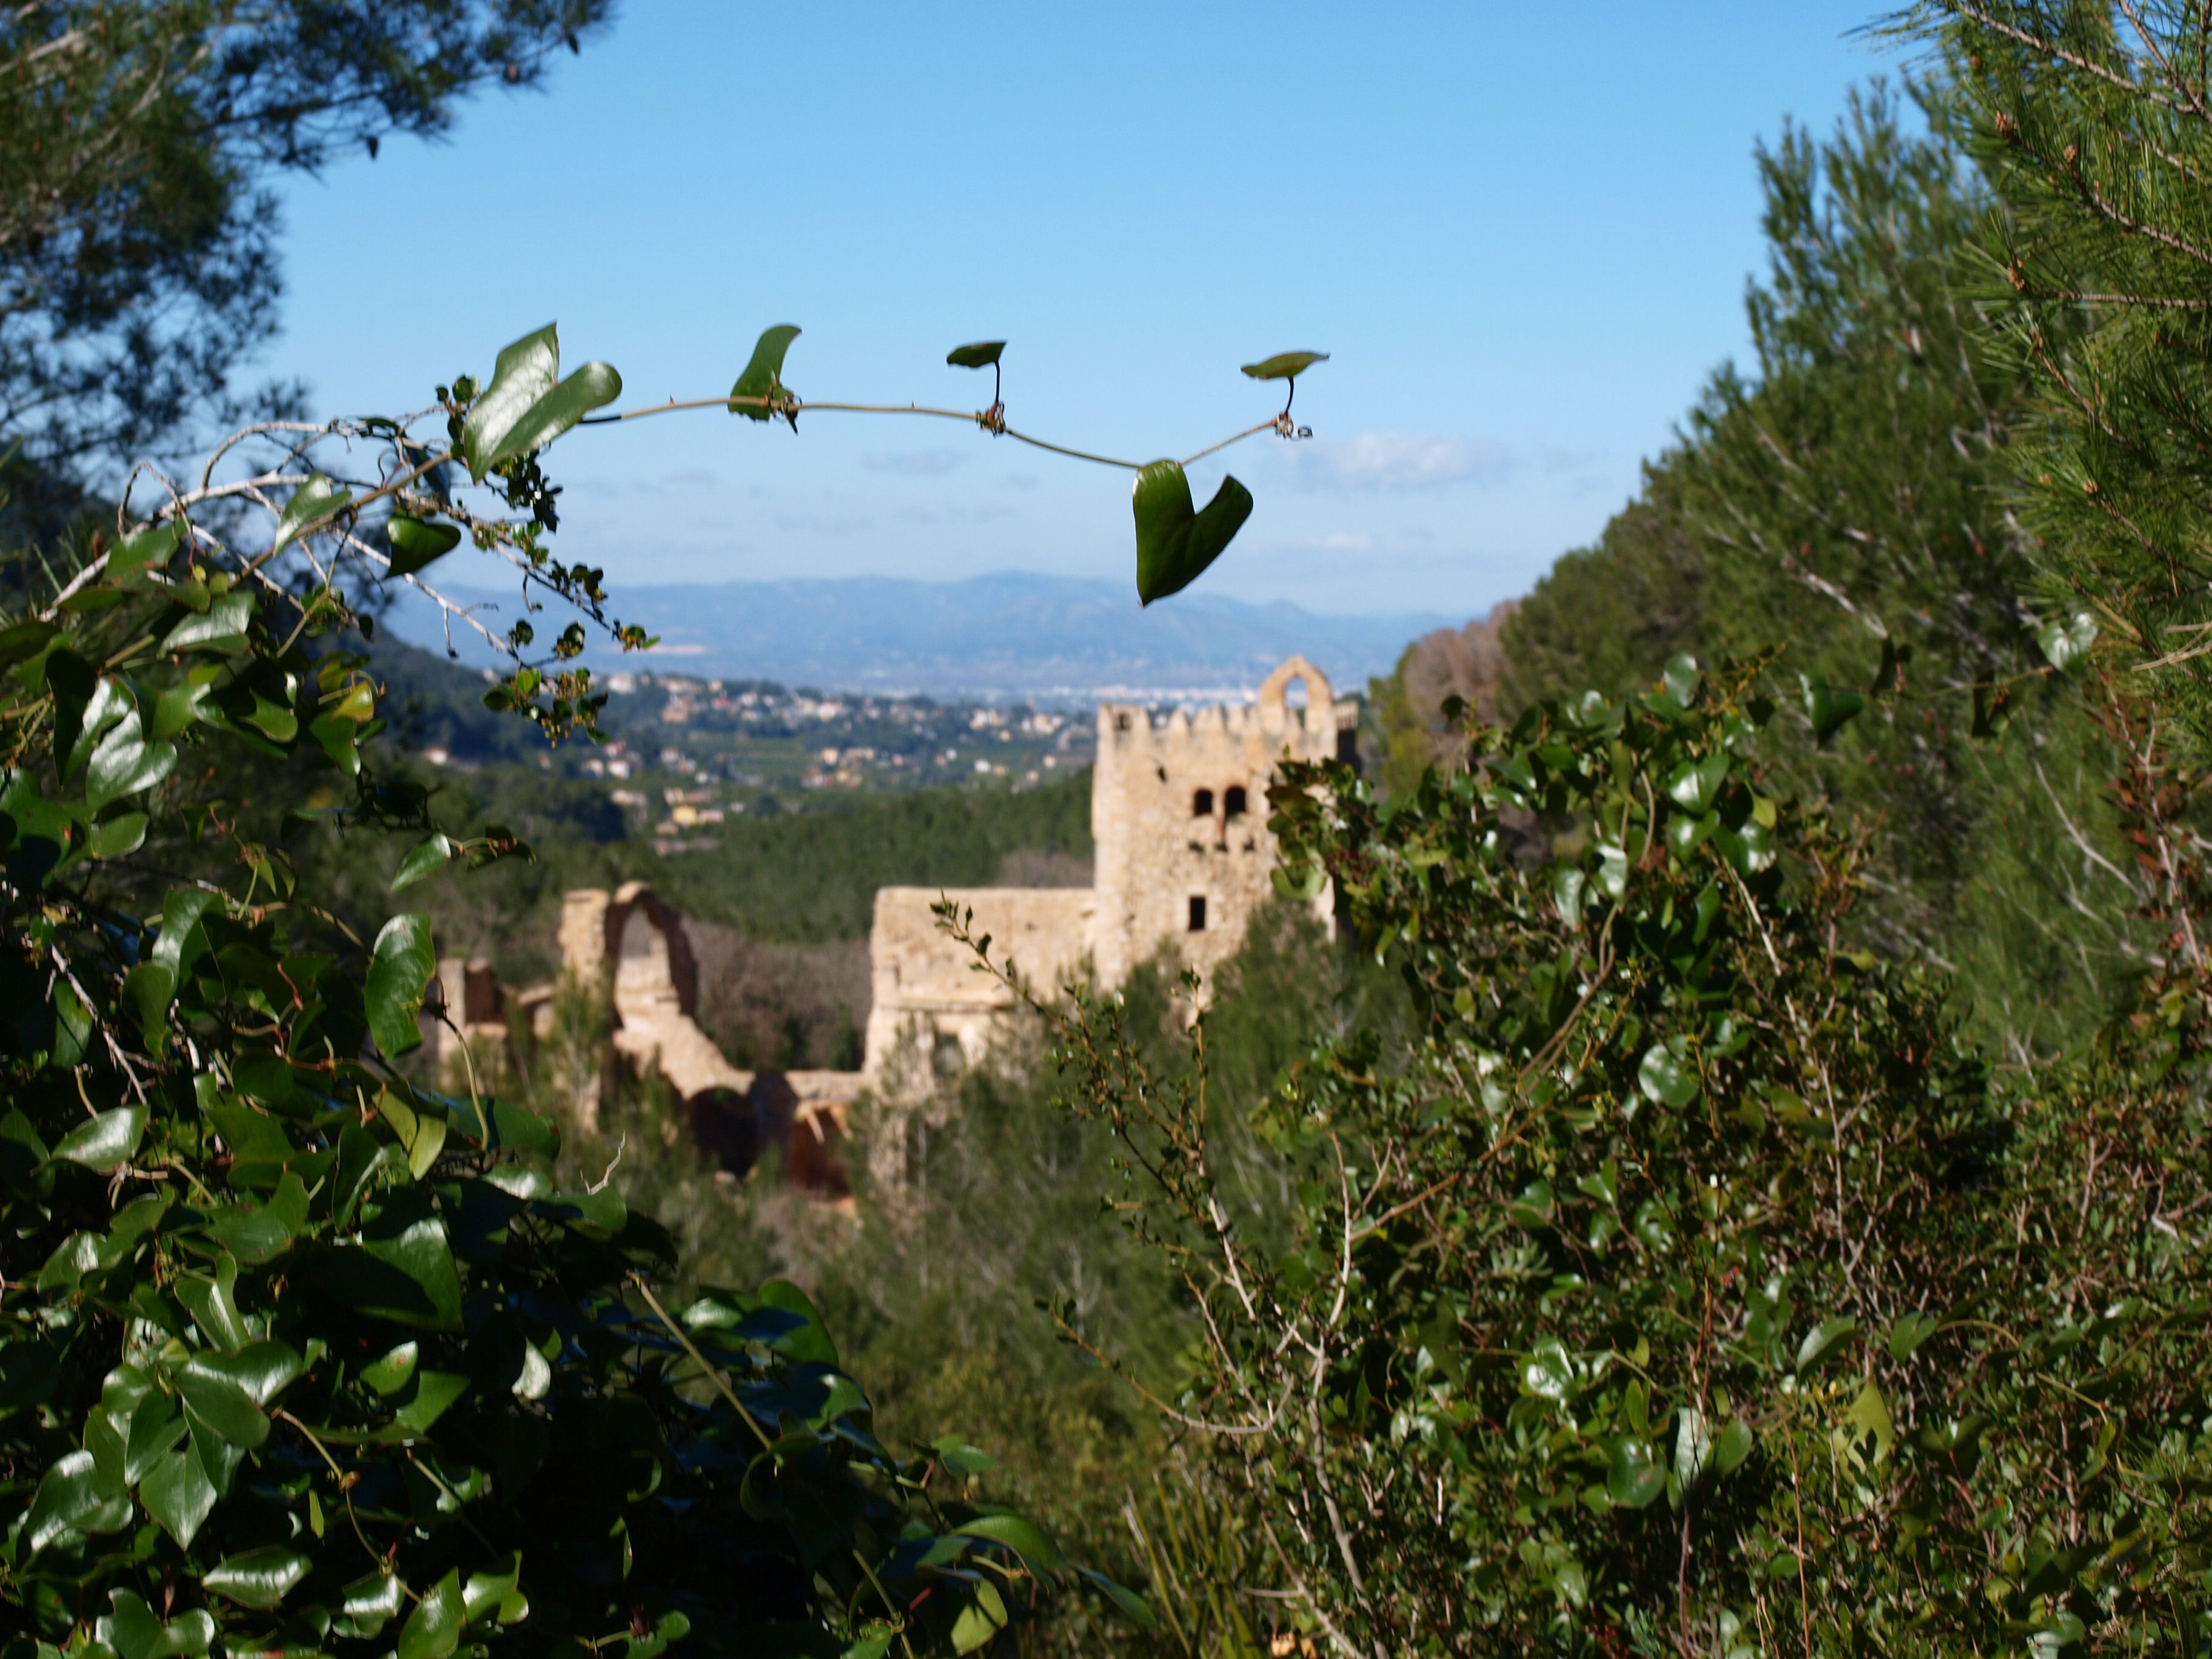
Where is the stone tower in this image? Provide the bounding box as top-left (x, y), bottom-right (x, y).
top-left (1090, 655), bottom-right (1356, 985)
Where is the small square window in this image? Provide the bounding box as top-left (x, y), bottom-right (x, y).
top-left (1193, 788), bottom-right (1214, 817)
top-left (1224, 785), bottom-right (1248, 818)
top-left (1187, 896), bottom-right (1207, 932)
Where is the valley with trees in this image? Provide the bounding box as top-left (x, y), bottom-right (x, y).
top-left (4, 3), bottom-right (2212, 1657)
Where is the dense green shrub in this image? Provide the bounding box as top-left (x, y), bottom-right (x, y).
top-left (977, 657), bottom-right (2212, 1655)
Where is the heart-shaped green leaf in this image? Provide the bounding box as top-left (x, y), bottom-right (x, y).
top-left (730, 324), bottom-right (802, 421)
top-left (1131, 460), bottom-right (1253, 605)
top-left (272, 475), bottom-right (352, 555)
top-left (49, 1106), bottom-right (146, 1173)
top-left (109, 522), bottom-right (183, 580)
top-left (1606, 1436), bottom-right (1666, 1508)
top-left (397, 1569), bottom-right (466, 1659)
top-left (477, 361), bottom-right (620, 473)
top-left (387, 516), bottom-right (463, 577)
top-left (1800, 672), bottom-right (1865, 743)
top-left (1796, 1314), bottom-right (1858, 1374)
top-left (2037, 609), bottom-right (2099, 671)
top-left (1239, 350), bottom-right (1329, 381)
top-left (947, 341), bottom-right (1004, 369)
top-left (459, 324), bottom-right (621, 477)
top-left (391, 833), bottom-right (455, 892)
top-left (365, 912), bottom-right (435, 1058)
top-left (1637, 1042), bottom-right (1699, 1108)
top-left (161, 591), bottom-right (253, 654)
top-left (204, 1545), bottom-right (311, 1609)
top-left (1713, 1418), bottom-right (1755, 1475)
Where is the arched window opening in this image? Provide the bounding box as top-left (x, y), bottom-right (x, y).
top-left (1224, 785), bottom-right (1248, 818)
top-left (1192, 788), bottom-right (1214, 818)
top-left (1187, 896), bottom-right (1208, 932)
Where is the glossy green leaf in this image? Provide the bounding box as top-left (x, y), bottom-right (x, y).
top-left (1664, 752), bottom-right (1729, 814)
top-left (63, 675), bottom-right (133, 776)
top-left (49, 1105), bottom-right (146, 1172)
top-left (1606, 1438), bottom-right (1666, 1509)
top-left (1800, 671), bottom-right (1865, 743)
top-left (337, 1572), bottom-right (407, 1639)
top-left (109, 521), bottom-right (183, 580)
top-left (88, 810), bottom-right (149, 858)
top-left (950, 1580), bottom-right (1008, 1654)
top-left (161, 591), bottom-right (253, 654)
top-left (1889, 1310), bottom-right (1944, 1360)
top-left (477, 359), bottom-right (621, 474)
top-left (365, 911), bottom-right (435, 1057)
top-left (1674, 1406), bottom-right (1712, 1488)
top-left (392, 833), bottom-right (455, 891)
top-left (461, 325), bottom-right (558, 472)
top-left (1637, 1043), bottom-right (1699, 1108)
top-left (1077, 1568), bottom-right (1159, 1631)
top-left (933, 1432), bottom-right (998, 1477)
top-left (2037, 609), bottom-right (2099, 670)
top-left (730, 324), bottom-right (803, 421)
top-left (315, 1190), bottom-right (463, 1329)
top-left (386, 515), bottom-right (463, 577)
top-left (24, 1449), bottom-right (106, 1553)
top-left (1714, 1418), bottom-right (1755, 1474)
top-left (361, 1340), bottom-right (420, 1396)
top-left (955, 1512), bottom-right (1067, 1569)
top-left (140, 1437), bottom-right (218, 1545)
top-left (272, 475), bottom-right (352, 554)
top-left (103, 1591), bottom-right (215, 1659)
top-left (1844, 1380), bottom-right (1894, 1463)
top-left (1795, 1315), bottom-right (1858, 1374)
top-left (946, 341), bottom-right (1005, 368)
top-left (204, 1545), bottom-right (311, 1608)
top-left (1239, 350), bottom-right (1329, 381)
top-left (396, 1569), bottom-right (466, 1659)
top-left (761, 1279), bottom-right (839, 1364)
top-left (87, 720), bottom-right (175, 811)
top-left (1521, 1338), bottom-right (1573, 1401)
top-left (175, 1262), bottom-right (248, 1354)
top-left (175, 1357), bottom-right (271, 1446)
top-left (1131, 460), bottom-right (1253, 605)
top-left (152, 677), bottom-right (211, 739)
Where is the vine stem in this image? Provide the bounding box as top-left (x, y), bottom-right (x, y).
top-left (627, 1271), bottom-right (776, 1451)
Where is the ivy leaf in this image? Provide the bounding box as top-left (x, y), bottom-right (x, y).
top-left (49, 1106), bottom-right (147, 1173)
top-left (950, 1580), bottom-right (1009, 1655)
top-left (2037, 610), bottom-right (2099, 671)
top-left (1132, 460), bottom-right (1253, 605)
top-left (953, 1513), bottom-right (1066, 1570)
top-left (24, 1450), bottom-right (107, 1554)
top-left (139, 1438), bottom-right (218, 1545)
top-left (1239, 350), bottom-right (1329, 381)
top-left (365, 912), bottom-right (435, 1057)
top-left (1606, 1437), bottom-right (1666, 1508)
top-left (386, 516), bottom-right (463, 578)
top-left (1076, 1568), bottom-right (1158, 1632)
top-left (175, 1358), bottom-right (271, 1447)
top-left (1714, 1418), bottom-right (1755, 1475)
top-left (101, 1591), bottom-right (215, 1659)
top-left (271, 475), bottom-right (352, 555)
top-left (946, 341), bottom-right (1005, 369)
top-left (460, 324), bottom-right (620, 477)
top-left (391, 833), bottom-right (455, 892)
top-left (89, 811), bottom-right (149, 859)
top-left (108, 522), bottom-right (184, 580)
top-left (1843, 1381), bottom-right (1894, 1463)
top-left (1800, 672), bottom-right (1865, 744)
top-left (730, 324), bottom-right (803, 422)
top-left (161, 591), bottom-right (254, 654)
top-left (87, 716), bottom-right (176, 809)
top-left (1637, 1042), bottom-right (1699, 1108)
top-left (397, 1569), bottom-right (467, 1659)
top-left (1795, 1315), bottom-right (1858, 1374)
top-left (1889, 1310), bottom-right (1944, 1360)
top-left (204, 1545), bottom-right (312, 1608)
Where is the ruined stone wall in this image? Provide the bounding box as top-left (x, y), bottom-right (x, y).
top-left (860, 656), bottom-right (1358, 1085)
top-left (1090, 654), bottom-right (1353, 985)
top-left (862, 886), bottom-right (1094, 1085)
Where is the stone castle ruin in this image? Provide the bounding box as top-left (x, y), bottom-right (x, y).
top-left (424, 656), bottom-right (1355, 1199)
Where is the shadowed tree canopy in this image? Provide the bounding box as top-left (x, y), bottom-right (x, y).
top-left (0, 0), bottom-right (612, 516)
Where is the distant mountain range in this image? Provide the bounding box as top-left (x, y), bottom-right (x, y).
top-left (380, 571), bottom-right (1455, 702)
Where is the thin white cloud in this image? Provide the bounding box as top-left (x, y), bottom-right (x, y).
top-left (1286, 431), bottom-right (1510, 492)
top-left (862, 448), bottom-right (964, 475)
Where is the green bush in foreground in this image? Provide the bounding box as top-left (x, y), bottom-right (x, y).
top-left (965, 656), bottom-right (2212, 1655)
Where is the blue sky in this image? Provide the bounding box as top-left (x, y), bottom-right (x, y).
top-left (272, 1), bottom-right (1903, 621)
